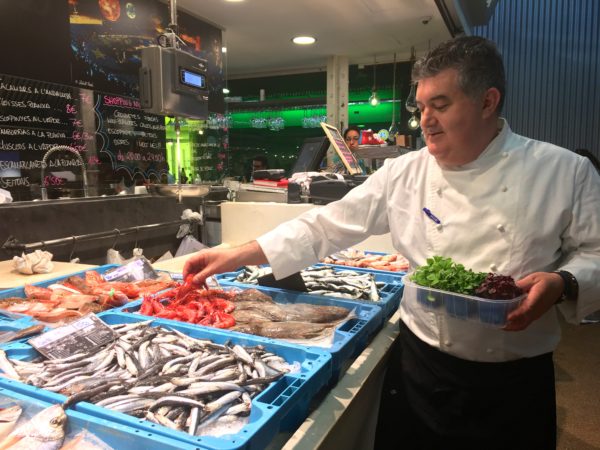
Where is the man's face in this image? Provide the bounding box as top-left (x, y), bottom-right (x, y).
top-left (416, 68), bottom-right (489, 166)
top-left (344, 130), bottom-right (360, 151)
top-left (252, 160), bottom-right (265, 171)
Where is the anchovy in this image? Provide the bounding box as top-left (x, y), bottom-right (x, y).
top-left (0, 350), bottom-right (22, 380)
top-left (204, 390), bottom-right (242, 414)
top-left (187, 407), bottom-right (200, 435)
top-left (109, 398), bottom-right (156, 413)
top-left (178, 381), bottom-right (246, 396)
top-left (149, 396), bottom-right (206, 412)
top-left (147, 410), bottom-right (179, 430)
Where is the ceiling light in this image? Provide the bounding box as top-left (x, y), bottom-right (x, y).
top-left (224, 0), bottom-right (245, 2)
top-left (221, 47), bottom-right (227, 53)
top-left (222, 87), bottom-right (230, 94)
top-left (292, 36), bottom-right (316, 45)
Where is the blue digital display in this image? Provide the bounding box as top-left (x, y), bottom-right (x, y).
top-left (180, 69), bottom-right (205, 89)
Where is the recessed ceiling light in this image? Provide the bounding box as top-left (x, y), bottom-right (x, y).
top-left (224, 0), bottom-right (244, 3)
top-left (292, 36), bottom-right (316, 45)
top-left (221, 47), bottom-right (227, 53)
top-left (222, 87), bottom-right (230, 94)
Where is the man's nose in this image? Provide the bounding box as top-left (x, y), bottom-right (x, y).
top-left (420, 110), bottom-right (433, 127)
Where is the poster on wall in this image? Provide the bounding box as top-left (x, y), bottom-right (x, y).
top-left (67, 0), bottom-right (225, 112)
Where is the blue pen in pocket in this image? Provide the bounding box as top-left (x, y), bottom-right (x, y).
top-left (422, 207), bottom-right (441, 224)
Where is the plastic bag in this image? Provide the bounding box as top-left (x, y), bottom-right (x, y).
top-left (123, 247), bottom-right (144, 263)
top-left (177, 208), bottom-right (203, 238)
top-left (175, 234), bottom-right (208, 257)
top-left (12, 250), bottom-right (54, 274)
top-left (106, 248), bottom-right (125, 265)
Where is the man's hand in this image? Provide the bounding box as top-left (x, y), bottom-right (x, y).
top-left (503, 272), bottom-right (564, 331)
top-left (182, 240), bottom-right (267, 288)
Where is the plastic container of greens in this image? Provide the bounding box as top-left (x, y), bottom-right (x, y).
top-left (402, 274), bottom-right (525, 327)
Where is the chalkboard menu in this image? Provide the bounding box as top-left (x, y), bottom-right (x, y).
top-left (94, 92), bottom-right (167, 185)
top-left (0, 74), bottom-right (167, 201)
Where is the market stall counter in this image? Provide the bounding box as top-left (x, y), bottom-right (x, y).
top-left (0, 260), bottom-right (98, 290)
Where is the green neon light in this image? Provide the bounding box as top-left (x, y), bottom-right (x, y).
top-left (229, 100), bottom-right (402, 129)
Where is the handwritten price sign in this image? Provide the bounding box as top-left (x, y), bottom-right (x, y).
top-left (43, 175), bottom-right (66, 187)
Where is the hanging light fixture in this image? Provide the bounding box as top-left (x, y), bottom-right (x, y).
top-left (388, 52), bottom-right (399, 141)
top-left (222, 36), bottom-right (230, 95)
top-left (406, 46), bottom-right (419, 129)
top-left (369, 55), bottom-right (379, 107)
top-left (408, 115), bottom-right (420, 130)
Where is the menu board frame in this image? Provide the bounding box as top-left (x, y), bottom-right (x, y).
top-left (320, 122), bottom-right (363, 175)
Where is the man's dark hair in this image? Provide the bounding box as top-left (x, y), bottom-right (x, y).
top-left (411, 36), bottom-right (506, 113)
top-left (343, 125), bottom-right (361, 140)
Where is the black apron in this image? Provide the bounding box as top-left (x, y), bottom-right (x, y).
top-left (375, 320), bottom-right (556, 450)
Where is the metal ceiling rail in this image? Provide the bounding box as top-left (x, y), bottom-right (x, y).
top-left (1, 219), bottom-right (192, 255)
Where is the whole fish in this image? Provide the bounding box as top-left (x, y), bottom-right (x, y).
top-left (0, 405), bottom-right (22, 441)
top-left (231, 321), bottom-right (338, 340)
top-left (0, 325), bottom-right (45, 345)
top-left (0, 404), bottom-right (66, 450)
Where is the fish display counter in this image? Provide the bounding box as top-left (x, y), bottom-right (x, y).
top-left (0, 263), bottom-right (401, 449)
top-left (0, 198), bottom-right (401, 449)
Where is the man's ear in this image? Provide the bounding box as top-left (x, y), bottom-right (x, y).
top-left (482, 87), bottom-right (501, 118)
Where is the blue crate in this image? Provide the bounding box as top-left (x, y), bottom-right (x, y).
top-left (0, 316), bottom-right (41, 345)
top-left (0, 385), bottom-right (195, 450)
top-left (0, 315), bottom-right (35, 327)
top-left (216, 264), bottom-right (404, 321)
top-left (116, 285), bottom-right (383, 384)
top-left (0, 312), bottom-right (332, 450)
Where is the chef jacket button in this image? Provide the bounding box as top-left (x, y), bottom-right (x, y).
top-left (501, 186), bottom-right (508, 192)
top-left (444, 341), bottom-right (452, 347)
top-left (436, 188), bottom-right (443, 196)
top-left (436, 224), bottom-right (443, 231)
top-left (490, 264), bottom-right (498, 271)
top-left (502, 152), bottom-right (509, 158)
top-left (486, 348), bottom-right (494, 354)
top-left (497, 224), bottom-right (505, 232)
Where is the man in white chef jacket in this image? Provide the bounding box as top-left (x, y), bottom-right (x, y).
top-left (184, 36), bottom-right (600, 449)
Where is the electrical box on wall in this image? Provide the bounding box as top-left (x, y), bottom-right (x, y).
top-left (139, 45), bottom-right (209, 119)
